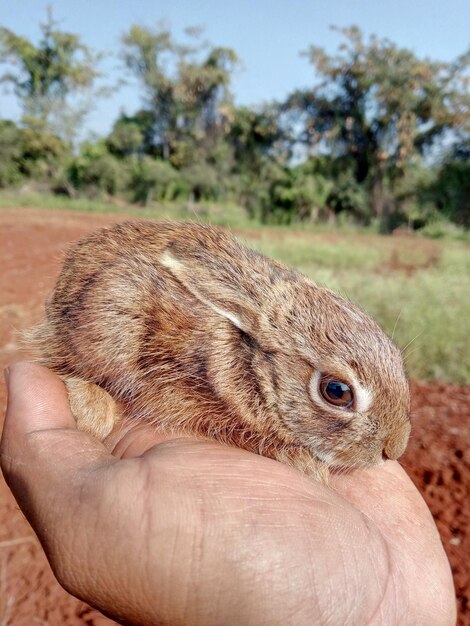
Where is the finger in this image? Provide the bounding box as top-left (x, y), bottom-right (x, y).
top-left (0, 363), bottom-right (155, 620)
top-left (104, 418), bottom-right (195, 459)
top-left (332, 461), bottom-right (432, 526)
top-left (1, 362), bottom-right (115, 525)
top-left (331, 462), bottom-right (445, 565)
top-left (331, 463), bottom-right (456, 625)
top-left (2, 360), bottom-right (76, 435)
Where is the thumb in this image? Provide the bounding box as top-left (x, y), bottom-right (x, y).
top-left (0, 362), bottom-right (115, 533)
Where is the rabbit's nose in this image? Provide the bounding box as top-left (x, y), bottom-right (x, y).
top-left (383, 422), bottom-right (411, 460)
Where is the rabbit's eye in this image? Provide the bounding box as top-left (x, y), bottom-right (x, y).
top-left (319, 377), bottom-right (354, 409)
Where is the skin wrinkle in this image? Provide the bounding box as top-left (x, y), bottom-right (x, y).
top-left (225, 497), bottom-right (289, 624)
top-left (123, 466), bottom-right (186, 625)
top-left (82, 503), bottom-right (123, 609)
top-left (25, 430), bottom-right (104, 471)
top-left (235, 533), bottom-right (299, 623)
top-left (387, 562), bottom-right (406, 626)
top-left (165, 513), bottom-right (188, 624)
top-left (217, 476), bottom-right (320, 506)
top-left (400, 534), bottom-right (447, 623)
top-left (266, 597), bottom-right (313, 626)
top-left (78, 473), bottom-right (128, 584)
top-left (296, 515), bottom-right (358, 626)
top-left (133, 461), bottom-right (157, 568)
top-left (360, 517), bottom-right (396, 626)
top-left (244, 503), bottom-right (327, 622)
top-left (301, 517), bottom-right (333, 625)
top-left (186, 489), bottom-right (211, 622)
top-left (325, 507), bottom-right (392, 626)
top-left (239, 552), bottom-right (283, 623)
top-left (140, 459), bottom-right (218, 624)
top-left (339, 519), bottom-right (359, 625)
top-left (43, 486), bottom-right (102, 603)
top-left (328, 515), bottom-right (357, 625)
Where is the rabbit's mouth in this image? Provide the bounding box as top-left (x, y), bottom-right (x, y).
top-left (329, 458), bottom-right (386, 475)
top-left (313, 445), bottom-right (387, 471)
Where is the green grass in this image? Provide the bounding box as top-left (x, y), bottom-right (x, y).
top-left (0, 190), bottom-right (254, 228)
top-left (1, 191), bottom-right (469, 383)
top-left (0, 190), bottom-right (126, 213)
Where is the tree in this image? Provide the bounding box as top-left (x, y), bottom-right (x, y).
top-left (0, 9), bottom-right (102, 141)
top-left (176, 45), bottom-right (237, 160)
top-left (121, 25), bottom-right (237, 164)
top-left (0, 120), bottom-right (23, 186)
top-left (286, 26), bottom-right (470, 230)
top-left (121, 25), bottom-right (175, 160)
top-left (431, 147), bottom-right (470, 227)
top-left (66, 141), bottom-right (127, 196)
top-left (19, 126), bottom-right (69, 179)
top-left (130, 157), bottom-right (181, 205)
top-left (106, 115), bottom-right (145, 158)
top-left (228, 105), bottom-right (290, 173)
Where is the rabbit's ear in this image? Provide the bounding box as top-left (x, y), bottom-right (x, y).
top-left (160, 250), bottom-right (258, 334)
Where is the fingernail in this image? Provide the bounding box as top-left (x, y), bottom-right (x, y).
top-left (3, 368), bottom-right (10, 385)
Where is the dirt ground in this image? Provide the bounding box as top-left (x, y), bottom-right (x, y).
top-left (0, 207), bottom-right (468, 625)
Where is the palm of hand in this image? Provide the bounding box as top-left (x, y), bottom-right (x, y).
top-left (1, 364), bottom-right (455, 626)
top-left (78, 426), bottom-right (453, 626)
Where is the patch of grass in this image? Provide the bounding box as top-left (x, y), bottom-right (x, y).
top-left (0, 190), bottom-right (125, 214)
top-left (247, 233), bottom-right (384, 270)
top-left (0, 190), bottom-right (253, 227)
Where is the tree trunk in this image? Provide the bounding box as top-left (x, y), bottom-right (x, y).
top-left (162, 140), bottom-right (170, 161)
top-left (371, 160), bottom-right (395, 233)
top-left (371, 163), bottom-right (384, 222)
top-left (327, 207), bottom-right (336, 225)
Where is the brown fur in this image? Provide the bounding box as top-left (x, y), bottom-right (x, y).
top-left (27, 220), bottom-right (411, 481)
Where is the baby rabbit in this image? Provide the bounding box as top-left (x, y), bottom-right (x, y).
top-left (29, 220), bottom-right (411, 480)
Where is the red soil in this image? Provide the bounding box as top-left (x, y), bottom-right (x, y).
top-left (0, 207), bottom-right (468, 625)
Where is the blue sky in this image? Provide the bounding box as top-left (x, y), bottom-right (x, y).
top-left (1, 0), bottom-right (469, 139)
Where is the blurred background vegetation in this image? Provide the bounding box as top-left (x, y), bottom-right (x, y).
top-left (0, 13), bottom-right (469, 236)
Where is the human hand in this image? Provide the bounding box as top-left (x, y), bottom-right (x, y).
top-left (1, 362), bottom-right (455, 626)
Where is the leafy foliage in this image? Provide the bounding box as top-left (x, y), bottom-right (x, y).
top-left (130, 157), bottom-right (182, 204)
top-left (0, 9), bottom-right (101, 141)
top-left (432, 158), bottom-right (470, 227)
top-left (0, 120), bottom-right (23, 186)
top-left (1, 19), bottom-right (469, 232)
top-left (121, 25), bottom-right (237, 164)
top-left (286, 26), bottom-right (470, 230)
